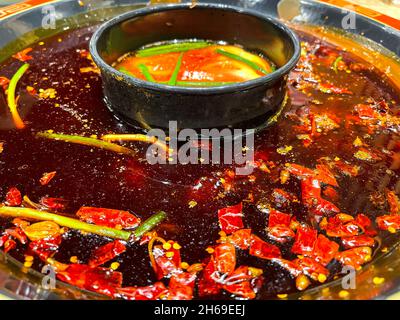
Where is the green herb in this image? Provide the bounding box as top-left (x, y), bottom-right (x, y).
top-left (168, 52), bottom-right (184, 86)
top-left (136, 41), bottom-right (211, 58)
top-left (7, 63), bottom-right (29, 129)
top-left (0, 206), bottom-right (166, 242)
top-left (118, 67), bottom-right (134, 76)
top-left (137, 63), bottom-right (155, 82)
top-left (36, 132), bottom-right (135, 156)
top-left (332, 56), bottom-right (343, 73)
top-left (215, 49), bottom-right (270, 75)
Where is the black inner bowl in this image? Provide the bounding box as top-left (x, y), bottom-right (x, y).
top-left (90, 3), bottom-right (300, 131)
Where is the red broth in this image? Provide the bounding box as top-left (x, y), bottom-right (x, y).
top-left (0, 25), bottom-right (399, 299)
top-left (114, 40), bottom-right (274, 86)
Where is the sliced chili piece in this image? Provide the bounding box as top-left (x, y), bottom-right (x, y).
top-left (222, 266), bottom-right (258, 299)
top-left (57, 264), bottom-right (123, 297)
top-left (268, 225), bottom-right (295, 243)
top-left (40, 197), bottom-right (68, 211)
top-left (76, 206), bottom-right (141, 229)
top-left (213, 242), bottom-right (236, 275)
top-left (12, 48), bottom-right (33, 62)
top-left (291, 226), bottom-right (317, 255)
top-left (249, 235), bottom-right (281, 259)
top-left (376, 215), bottom-right (400, 232)
top-left (39, 171), bottom-right (56, 186)
top-left (117, 282), bottom-right (167, 300)
top-left (294, 257), bottom-right (329, 281)
top-left (342, 235), bottom-right (375, 249)
top-left (228, 229), bottom-right (252, 250)
top-left (312, 234), bottom-right (339, 266)
top-left (198, 257), bottom-right (221, 297)
top-left (168, 272), bottom-right (197, 300)
top-left (153, 246), bottom-right (180, 279)
top-left (268, 209), bottom-right (291, 228)
top-left (5, 187), bottom-right (22, 206)
top-left (217, 202), bottom-right (244, 235)
top-left (88, 240), bottom-right (126, 267)
top-left (0, 76), bottom-right (9, 90)
top-left (29, 235), bottom-right (62, 261)
top-left (335, 246), bottom-right (372, 269)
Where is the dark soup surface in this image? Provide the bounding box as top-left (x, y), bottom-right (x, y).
top-left (0, 25), bottom-right (399, 300)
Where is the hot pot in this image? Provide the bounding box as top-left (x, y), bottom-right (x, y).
top-left (0, 0), bottom-right (399, 300)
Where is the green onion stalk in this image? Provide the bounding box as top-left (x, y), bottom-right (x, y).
top-left (0, 206), bottom-right (166, 242)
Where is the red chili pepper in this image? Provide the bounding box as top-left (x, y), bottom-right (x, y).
top-left (0, 234), bottom-right (9, 248)
top-left (335, 246), bottom-right (372, 269)
top-left (5, 187), bottom-right (22, 206)
top-left (301, 178), bottom-right (340, 217)
top-left (354, 214), bottom-right (377, 237)
top-left (294, 257), bottom-right (329, 280)
top-left (167, 272), bottom-right (197, 300)
top-left (312, 234), bottom-right (339, 266)
top-left (217, 202), bottom-right (244, 235)
top-left (153, 246), bottom-right (181, 280)
top-left (291, 226), bottom-right (317, 255)
top-left (39, 171), bottom-right (56, 186)
top-left (12, 48), bottom-right (33, 62)
top-left (0, 76), bottom-right (9, 90)
top-left (5, 227), bottom-right (27, 244)
top-left (315, 164), bottom-right (338, 187)
top-left (4, 239), bottom-right (16, 253)
top-left (228, 229), bottom-right (252, 250)
top-left (376, 214), bottom-right (400, 231)
top-left (76, 206), bottom-right (141, 229)
top-left (268, 225), bottom-right (295, 243)
top-left (40, 197), bottom-right (68, 211)
top-left (222, 266), bottom-right (258, 299)
top-left (213, 242), bottom-right (236, 275)
top-left (249, 235), bottom-right (281, 259)
top-left (342, 235), bottom-right (375, 249)
top-left (29, 235), bottom-right (61, 261)
top-left (117, 282), bottom-right (167, 300)
top-left (323, 215), bottom-right (361, 238)
top-left (198, 257), bottom-right (221, 297)
top-left (57, 264), bottom-right (123, 297)
top-left (268, 209), bottom-right (291, 228)
top-left (88, 240), bottom-right (126, 267)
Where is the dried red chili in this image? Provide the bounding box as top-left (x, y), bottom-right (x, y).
top-left (228, 229), bottom-right (252, 250)
top-left (312, 234), bottom-right (339, 266)
top-left (5, 187), bottom-right (22, 206)
top-left (335, 246), bottom-right (372, 269)
top-left (40, 197), bottom-right (68, 211)
top-left (76, 206), bottom-right (141, 229)
top-left (117, 282), bottom-right (167, 300)
top-left (39, 171), bottom-right (56, 186)
top-left (217, 202), bottom-right (244, 235)
top-left (213, 242), bottom-right (236, 275)
top-left (342, 235), bottom-right (375, 249)
top-left (291, 226), bottom-right (317, 255)
top-left (88, 240), bottom-right (126, 267)
top-left (249, 235), bottom-right (281, 259)
top-left (12, 48), bottom-right (33, 62)
top-left (29, 235), bottom-right (62, 260)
